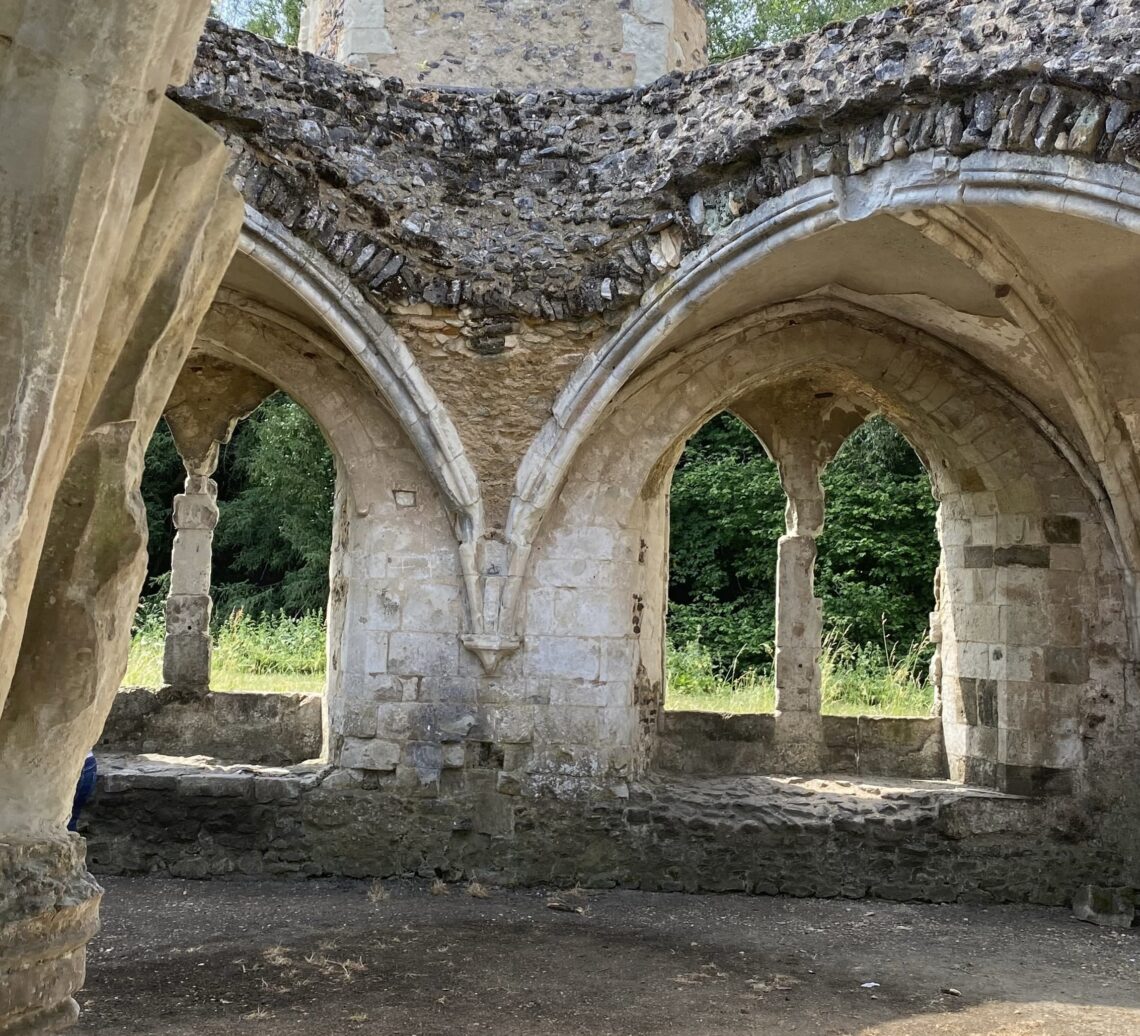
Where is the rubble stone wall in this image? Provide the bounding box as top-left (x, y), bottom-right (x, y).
top-left (654, 715), bottom-right (946, 780)
top-left (84, 758), bottom-right (1132, 904)
top-left (178, 3), bottom-right (1140, 327)
top-left (99, 688), bottom-right (322, 765)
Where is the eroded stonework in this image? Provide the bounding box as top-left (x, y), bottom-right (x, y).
top-left (179, 2), bottom-right (1140, 321)
top-left (6, 3), bottom-right (1140, 1031)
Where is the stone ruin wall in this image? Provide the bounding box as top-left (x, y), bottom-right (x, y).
top-left (8, 3), bottom-right (1140, 1032)
top-left (299, 0), bottom-right (708, 89)
top-left (177, 1), bottom-right (1140, 543)
top-left (130, 1), bottom-right (1140, 884)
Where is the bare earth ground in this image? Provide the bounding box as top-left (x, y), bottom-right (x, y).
top-left (78, 877), bottom-right (1139, 1036)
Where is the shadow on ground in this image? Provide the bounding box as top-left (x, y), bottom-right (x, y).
top-left (78, 877), bottom-right (1139, 1035)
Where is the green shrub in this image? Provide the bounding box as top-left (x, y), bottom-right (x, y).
top-left (212, 609), bottom-right (326, 675)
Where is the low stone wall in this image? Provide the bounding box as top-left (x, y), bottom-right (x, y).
top-left (653, 713), bottom-right (946, 780)
top-left (100, 688), bottom-right (322, 765)
top-left (82, 756), bottom-right (1130, 905)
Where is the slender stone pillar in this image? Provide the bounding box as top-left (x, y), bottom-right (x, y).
top-left (733, 387), bottom-right (869, 774)
top-left (163, 471), bottom-right (218, 695)
top-left (772, 455), bottom-right (828, 771)
top-left (158, 353), bottom-right (274, 696)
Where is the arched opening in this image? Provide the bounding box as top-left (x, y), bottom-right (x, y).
top-left (663, 409), bottom-right (940, 722)
top-left (816, 416), bottom-right (939, 717)
top-left (81, 244), bottom-right (480, 875)
top-left (127, 390), bottom-right (335, 698)
top-left (664, 411), bottom-right (782, 713)
top-left (98, 361), bottom-right (334, 769)
top-left (537, 298), bottom-right (1131, 788)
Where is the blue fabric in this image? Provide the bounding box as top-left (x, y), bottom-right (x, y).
top-left (68, 753), bottom-right (98, 832)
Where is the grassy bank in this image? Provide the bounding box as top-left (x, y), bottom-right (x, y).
top-left (124, 605), bottom-right (325, 694)
top-left (664, 633), bottom-right (934, 717)
top-left (125, 608), bottom-right (934, 717)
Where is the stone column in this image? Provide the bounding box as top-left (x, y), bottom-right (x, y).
top-left (772, 452), bottom-right (827, 771)
top-left (163, 470), bottom-right (218, 695)
top-left (732, 388), bottom-right (869, 774)
top-left (158, 355), bottom-right (274, 697)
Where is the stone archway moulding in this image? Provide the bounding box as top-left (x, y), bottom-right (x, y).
top-left (501, 151), bottom-right (1140, 649)
top-left (237, 210), bottom-right (522, 666)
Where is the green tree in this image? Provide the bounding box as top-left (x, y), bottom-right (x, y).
top-left (211, 0), bottom-right (302, 45)
top-left (817, 420), bottom-right (939, 650)
top-left (212, 393), bottom-right (335, 617)
top-left (705, 0), bottom-right (894, 60)
top-left (138, 393), bottom-right (335, 620)
top-left (668, 414), bottom-right (785, 672)
top-left (244, 0), bottom-right (303, 45)
top-left (139, 420), bottom-right (184, 591)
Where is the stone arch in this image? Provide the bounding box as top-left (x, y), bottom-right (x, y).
top-left (520, 303), bottom-right (1129, 789)
top-left (506, 153), bottom-right (1140, 653)
top-left (180, 290), bottom-right (473, 765)
top-left (238, 211), bottom-right (488, 628)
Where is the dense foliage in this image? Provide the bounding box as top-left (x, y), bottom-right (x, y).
top-left (668, 413), bottom-right (939, 675)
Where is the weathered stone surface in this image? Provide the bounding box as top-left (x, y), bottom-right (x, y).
top-left (7, 5), bottom-right (1140, 1032)
top-left (175, 2), bottom-right (1140, 322)
top-left (164, 353), bottom-right (274, 476)
top-left (100, 688), bottom-right (322, 765)
top-left (0, 100), bottom-right (243, 840)
top-left (0, 838), bottom-right (101, 1035)
top-left (654, 713), bottom-right (945, 781)
top-left (0, 0), bottom-right (217, 722)
top-left (1, 5), bottom-right (242, 1031)
top-left (83, 757), bottom-right (1129, 908)
top-left (300, 0), bottom-right (708, 90)
top-left (1072, 884), bottom-right (1136, 928)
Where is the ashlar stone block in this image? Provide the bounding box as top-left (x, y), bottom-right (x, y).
top-left (339, 738), bottom-right (400, 772)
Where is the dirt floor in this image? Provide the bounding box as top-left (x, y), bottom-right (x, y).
top-left (77, 877), bottom-right (1139, 1036)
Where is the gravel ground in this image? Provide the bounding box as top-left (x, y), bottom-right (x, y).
top-left (77, 876), bottom-right (1140, 1035)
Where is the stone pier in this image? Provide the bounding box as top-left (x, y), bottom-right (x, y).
top-left (163, 473), bottom-right (218, 695)
top-left (159, 353), bottom-right (274, 695)
top-left (773, 531), bottom-right (826, 769)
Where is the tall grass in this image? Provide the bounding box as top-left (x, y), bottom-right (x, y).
top-left (665, 638), bottom-right (776, 713)
top-left (665, 629), bottom-right (934, 718)
top-left (123, 598), bottom-right (325, 694)
top-left (125, 598), bottom-right (934, 715)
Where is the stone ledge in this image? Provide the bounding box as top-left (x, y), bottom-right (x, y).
top-left (654, 712), bottom-right (946, 779)
top-left (100, 686), bottom-right (323, 765)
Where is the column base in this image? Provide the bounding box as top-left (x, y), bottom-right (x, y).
top-left (0, 836), bottom-right (101, 1035)
top-left (772, 710), bottom-right (827, 773)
